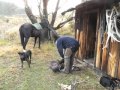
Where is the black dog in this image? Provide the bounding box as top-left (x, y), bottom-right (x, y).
top-left (18, 50), bottom-right (32, 68)
top-left (100, 76), bottom-right (120, 90)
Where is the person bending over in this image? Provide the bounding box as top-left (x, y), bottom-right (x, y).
top-left (56, 36), bottom-right (80, 74)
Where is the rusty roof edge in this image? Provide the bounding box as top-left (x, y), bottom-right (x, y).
top-left (75, 0), bottom-right (114, 10)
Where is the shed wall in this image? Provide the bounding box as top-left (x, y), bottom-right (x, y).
top-left (75, 3), bottom-right (120, 78)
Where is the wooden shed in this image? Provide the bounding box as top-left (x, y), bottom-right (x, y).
top-left (75, 0), bottom-right (120, 78)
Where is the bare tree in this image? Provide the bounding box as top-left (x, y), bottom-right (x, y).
top-left (23, 0), bottom-right (74, 41)
top-left (42, 0), bottom-right (48, 19)
top-left (37, 0), bottom-right (43, 19)
top-left (23, 0), bottom-right (37, 24)
top-left (50, 0), bottom-right (60, 26)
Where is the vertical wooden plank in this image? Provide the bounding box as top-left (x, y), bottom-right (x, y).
top-left (94, 11), bottom-right (99, 68)
top-left (83, 16), bottom-right (86, 58)
top-left (77, 29), bottom-right (81, 59)
top-left (94, 21), bottom-right (99, 68)
top-left (84, 15), bottom-right (88, 58)
top-left (101, 32), bottom-right (108, 72)
top-left (107, 42), bottom-right (120, 77)
top-left (80, 15), bottom-right (86, 59)
top-left (107, 42), bottom-right (116, 77)
top-left (114, 55), bottom-right (120, 77)
top-left (75, 15), bottom-right (83, 59)
top-left (113, 42), bottom-right (120, 77)
top-left (95, 12), bottom-right (101, 69)
top-left (95, 31), bottom-right (102, 68)
top-left (75, 29), bottom-right (80, 58)
top-left (117, 60), bottom-right (120, 78)
top-left (79, 31), bottom-right (84, 59)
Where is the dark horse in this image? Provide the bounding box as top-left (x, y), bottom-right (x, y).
top-left (19, 23), bottom-right (41, 50)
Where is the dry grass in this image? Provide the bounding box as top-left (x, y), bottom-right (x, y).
top-left (0, 16), bottom-right (105, 90)
top-left (0, 39), bottom-right (105, 90)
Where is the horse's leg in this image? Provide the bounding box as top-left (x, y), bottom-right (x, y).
top-left (21, 60), bottom-right (23, 68)
top-left (24, 37), bottom-right (29, 50)
top-left (39, 37), bottom-right (41, 48)
top-left (48, 29), bottom-right (51, 40)
top-left (20, 32), bottom-right (25, 50)
top-left (29, 53), bottom-right (31, 64)
top-left (34, 37), bottom-right (37, 48)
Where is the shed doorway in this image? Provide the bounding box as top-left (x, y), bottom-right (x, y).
top-left (84, 12), bottom-right (97, 65)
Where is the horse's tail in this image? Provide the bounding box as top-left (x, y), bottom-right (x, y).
top-left (19, 25), bottom-right (24, 49)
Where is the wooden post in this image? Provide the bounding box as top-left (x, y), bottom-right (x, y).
top-left (117, 60), bottom-right (120, 78)
top-left (101, 33), bottom-right (108, 72)
top-left (95, 12), bottom-right (101, 69)
top-left (96, 31), bottom-right (102, 69)
top-left (94, 11), bottom-right (99, 68)
top-left (107, 42), bottom-right (120, 77)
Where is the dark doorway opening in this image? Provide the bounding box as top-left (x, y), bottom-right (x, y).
top-left (84, 12), bottom-right (97, 65)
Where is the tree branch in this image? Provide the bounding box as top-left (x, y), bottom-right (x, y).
top-left (23, 0), bottom-right (37, 24)
top-left (43, 0), bottom-right (48, 19)
top-left (54, 17), bottom-right (74, 30)
top-left (50, 0), bottom-right (60, 26)
top-left (61, 8), bottom-right (75, 16)
top-left (37, 0), bottom-right (43, 19)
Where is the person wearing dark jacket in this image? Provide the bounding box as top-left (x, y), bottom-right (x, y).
top-left (56, 36), bottom-right (80, 74)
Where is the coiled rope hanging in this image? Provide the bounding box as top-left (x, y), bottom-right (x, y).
top-left (103, 6), bottom-right (120, 49)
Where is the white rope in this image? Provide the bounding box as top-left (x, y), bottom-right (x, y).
top-left (103, 6), bottom-right (120, 49)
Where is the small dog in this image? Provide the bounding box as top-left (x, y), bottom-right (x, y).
top-left (18, 50), bottom-right (32, 68)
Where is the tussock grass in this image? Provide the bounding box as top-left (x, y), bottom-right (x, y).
top-left (0, 40), bottom-right (105, 90)
top-left (0, 16), bottom-right (105, 90)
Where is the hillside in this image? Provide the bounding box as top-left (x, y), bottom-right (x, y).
top-left (0, 1), bottom-right (25, 16)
